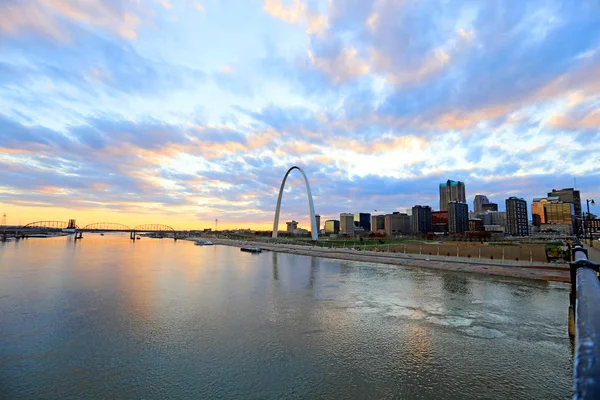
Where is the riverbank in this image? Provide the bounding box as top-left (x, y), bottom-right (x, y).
top-left (187, 238), bottom-right (570, 283)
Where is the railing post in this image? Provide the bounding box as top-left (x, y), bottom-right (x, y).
top-left (570, 241), bottom-right (600, 398)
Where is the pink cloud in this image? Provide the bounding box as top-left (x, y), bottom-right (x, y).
top-left (0, 0), bottom-right (143, 40)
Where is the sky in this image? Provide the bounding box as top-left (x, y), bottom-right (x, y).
top-left (1, 0), bottom-right (599, 230)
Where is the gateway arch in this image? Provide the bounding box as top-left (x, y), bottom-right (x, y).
top-left (272, 166), bottom-right (318, 241)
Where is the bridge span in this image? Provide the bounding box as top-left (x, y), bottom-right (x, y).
top-left (3, 221), bottom-right (189, 241)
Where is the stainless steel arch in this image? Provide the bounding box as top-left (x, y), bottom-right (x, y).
top-left (272, 166), bottom-right (318, 241)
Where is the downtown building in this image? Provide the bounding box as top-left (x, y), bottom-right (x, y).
top-left (532, 197), bottom-right (575, 234)
top-left (543, 200), bottom-right (575, 234)
top-left (548, 188), bottom-right (582, 233)
top-left (431, 211), bottom-right (449, 233)
top-left (412, 205), bottom-right (432, 234)
top-left (469, 218), bottom-right (484, 232)
top-left (439, 180), bottom-right (466, 211)
top-left (473, 195), bottom-right (489, 214)
top-left (482, 203), bottom-right (498, 212)
top-left (340, 213), bottom-right (355, 235)
top-left (506, 197), bottom-right (529, 236)
top-left (371, 215), bottom-right (385, 232)
top-left (384, 212), bottom-right (411, 236)
top-left (354, 213), bottom-right (371, 232)
top-left (324, 220), bottom-right (340, 234)
top-left (448, 201), bottom-right (469, 233)
top-left (286, 221), bottom-right (298, 233)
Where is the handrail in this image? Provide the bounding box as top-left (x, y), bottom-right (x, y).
top-left (570, 242), bottom-right (600, 399)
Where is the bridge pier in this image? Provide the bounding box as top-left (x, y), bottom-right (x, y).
top-left (130, 231), bottom-right (137, 240)
top-left (74, 231), bottom-right (83, 241)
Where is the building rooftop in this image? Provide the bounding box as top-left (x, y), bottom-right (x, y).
top-left (439, 179), bottom-right (464, 187)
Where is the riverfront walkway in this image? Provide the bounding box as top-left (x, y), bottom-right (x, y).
top-left (191, 238), bottom-right (570, 283)
top-left (583, 241), bottom-right (600, 263)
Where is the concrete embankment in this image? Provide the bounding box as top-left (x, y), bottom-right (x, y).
top-left (187, 238), bottom-right (570, 283)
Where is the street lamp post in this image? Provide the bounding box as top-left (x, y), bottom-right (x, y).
top-left (587, 199), bottom-right (595, 246)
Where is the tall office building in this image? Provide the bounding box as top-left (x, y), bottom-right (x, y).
top-left (315, 214), bottom-right (321, 231)
top-left (371, 215), bottom-right (385, 231)
top-left (439, 180), bottom-right (466, 211)
top-left (544, 201), bottom-right (575, 233)
top-left (354, 213), bottom-right (371, 232)
top-left (384, 212), bottom-right (411, 236)
top-left (324, 220), bottom-right (340, 234)
top-left (412, 205), bottom-right (432, 234)
top-left (532, 198), bottom-right (550, 226)
top-left (448, 202), bottom-right (469, 233)
top-left (506, 197), bottom-right (529, 236)
top-left (533, 197), bottom-right (575, 233)
top-left (548, 188), bottom-right (582, 232)
top-left (340, 213), bottom-right (355, 235)
top-left (473, 195), bottom-right (490, 213)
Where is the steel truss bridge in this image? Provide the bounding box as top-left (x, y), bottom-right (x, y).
top-left (7, 221), bottom-right (189, 240)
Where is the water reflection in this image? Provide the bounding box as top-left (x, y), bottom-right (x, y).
top-left (308, 256), bottom-right (318, 288)
top-left (442, 273), bottom-right (471, 296)
top-left (272, 252), bottom-right (278, 281)
top-left (0, 237), bottom-right (573, 399)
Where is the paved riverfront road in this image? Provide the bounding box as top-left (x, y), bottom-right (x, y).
top-left (0, 235), bottom-right (572, 399)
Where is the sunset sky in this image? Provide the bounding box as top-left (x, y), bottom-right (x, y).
top-left (1, 0), bottom-right (599, 230)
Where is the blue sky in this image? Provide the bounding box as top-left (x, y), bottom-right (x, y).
top-left (1, 0), bottom-right (599, 229)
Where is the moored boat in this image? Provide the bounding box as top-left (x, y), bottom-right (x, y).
top-left (240, 247), bottom-right (261, 253)
top-left (195, 240), bottom-right (213, 246)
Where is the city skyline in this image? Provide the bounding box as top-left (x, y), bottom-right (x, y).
top-left (2, 0), bottom-right (600, 230)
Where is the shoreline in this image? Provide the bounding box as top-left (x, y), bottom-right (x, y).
top-left (187, 238), bottom-right (571, 283)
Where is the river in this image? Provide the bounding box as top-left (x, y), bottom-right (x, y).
top-left (0, 235), bottom-right (572, 399)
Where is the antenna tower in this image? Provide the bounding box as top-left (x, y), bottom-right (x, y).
top-left (1, 213), bottom-right (6, 226)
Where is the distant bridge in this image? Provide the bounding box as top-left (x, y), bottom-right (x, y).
top-left (8, 221), bottom-right (185, 241)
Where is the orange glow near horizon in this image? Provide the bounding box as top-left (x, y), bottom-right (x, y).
top-left (2, 203), bottom-right (314, 231)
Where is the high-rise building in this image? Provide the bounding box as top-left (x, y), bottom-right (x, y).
top-left (548, 188), bottom-right (582, 232)
top-left (340, 213), bottom-right (355, 235)
top-left (354, 213), bottom-right (371, 232)
top-left (412, 205), bottom-right (432, 234)
top-left (506, 197), bottom-right (529, 236)
top-left (324, 220), bottom-right (340, 234)
top-left (448, 202), bottom-right (469, 233)
top-left (532, 198), bottom-right (550, 226)
top-left (532, 197), bottom-right (575, 233)
top-left (544, 200), bottom-right (575, 233)
top-left (384, 212), bottom-right (411, 236)
top-left (315, 214), bottom-right (321, 231)
top-left (439, 180), bottom-right (466, 211)
top-left (473, 195), bottom-right (490, 213)
top-left (371, 215), bottom-right (385, 231)
top-left (481, 203), bottom-right (498, 212)
top-left (286, 221), bottom-right (298, 232)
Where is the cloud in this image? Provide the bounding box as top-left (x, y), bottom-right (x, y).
top-left (549, 106), bottom-right (600, 130)
top-left (308, 47), bottom-right (369, 84)
top-left (3, 0), bottom-right (600, 227)
top-left (0, 0), bottom-right (143, 40)
top-left (192, 2), bottom-right (204, 12)
top-left (263, 0), bottom-right (305, 23)
top-left (263, 0), bottom-right (328, 36)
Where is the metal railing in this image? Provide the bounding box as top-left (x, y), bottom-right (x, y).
top-left (570, 242), bottom-right (600, 399)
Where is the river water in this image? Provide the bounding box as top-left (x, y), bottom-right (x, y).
top-left (0, 235), bottom-right (572, 399)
